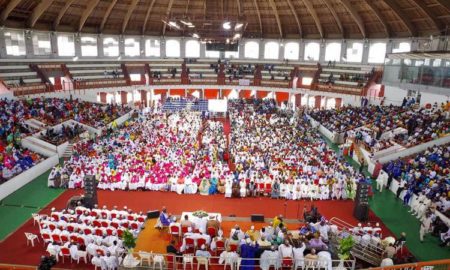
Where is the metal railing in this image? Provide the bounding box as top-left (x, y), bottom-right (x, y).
top-left (367, 259), bottom-right (450, 270)
top-left (121, 252), bottom-right (356, 270)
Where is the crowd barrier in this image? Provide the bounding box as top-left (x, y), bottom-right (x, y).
top-left (368, 258), bottom-right (450, 270)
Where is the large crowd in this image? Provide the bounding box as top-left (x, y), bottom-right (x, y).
top-left (229, 107), bottom-right (359, 200)
top-left (49, 103), bottom-right (362, 202)
top-left (0, 98), bottom-right (43, 183)
top-left (310, 103), bottom-right (449, 152)
top-left (0, 97), bottom-right (131, 184)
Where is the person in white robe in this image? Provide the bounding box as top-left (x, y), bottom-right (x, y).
top-left (278, 240), bottom-right (293, 258)
top-left (225, 180), bottom-right (232, 198)
top-left (239, 180), bottom-right (247, 197)
top-left (218, 247), bottom-right (239, 266)
top-left (69, 243), bottom-right (79, 261)
top-left (260, 246), bottom-right (281, 270)
top-left (293, 242), bottom-right (306, 268)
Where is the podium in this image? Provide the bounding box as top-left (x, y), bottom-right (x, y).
top-left (84, 175), bottom-right (98, 208)
top-left (353, 182), bottom-right (370, 222)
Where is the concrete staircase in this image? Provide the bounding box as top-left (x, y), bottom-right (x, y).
top-left (62, 143), bottom-right (74, 159)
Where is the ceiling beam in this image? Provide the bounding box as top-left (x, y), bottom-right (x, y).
top-left (410, 0), bottom-right (443, 32)
top-left (337, 0), bottom-right (366, 38)
top-left (0, 0), bottom-right (22, 24)
top-left (434, 0), bottom-right (450, 12)
top-left (78, 0), bottom-right (100, 32)
top-left (29, 0), bottom-right (55, 28)
top-left (185, 0), bottom-right (191, 15)
top-left (162, 0), bottom-right (175, 36)
top-left (269, 0), bottom-right (283, 38)
top-left (53, 0), bottom-right (76, 30)
top-left (252, 0), bottom-right (263, 37)
top-left (321, 0), bottom-right (344, 37)
top-left (236, 0), bottom-right (242, 17)
top-left (364, 0), bottom-right (390, 37)
top-left (100, 0), bottom-right (117, 32)
top-left (285, 0), bottom-right (302, 38)
top-left (381, 0), bottom-right (416, 36)
top-left (142, 0), bottom-right (156, 34)
top-left (121, 0), bottom-right (139, 34)
top-left (301, 0), bottom-right (324, 38)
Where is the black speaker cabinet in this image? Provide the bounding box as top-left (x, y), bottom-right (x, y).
top-left (83, 175), bottom-right (98, 209)
top-left (353, 203), bottom-right (369, 222)
top-left (251, 214), bottom-right (265, 222)
top-left (147, 210), bottom-right (160, 219)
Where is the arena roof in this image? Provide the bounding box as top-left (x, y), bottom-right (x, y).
top-left (0, 0), bottom-right (449, 39)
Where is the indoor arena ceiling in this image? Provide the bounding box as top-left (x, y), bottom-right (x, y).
top-left (0, 0), bottom-right (449, 39)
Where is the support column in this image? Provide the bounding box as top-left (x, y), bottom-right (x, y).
top-left (314, 96), bottom-right (321, 109)
top-left (98, 35), bottom-right (104, 57)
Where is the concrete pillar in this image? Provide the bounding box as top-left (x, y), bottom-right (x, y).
top-left (361, 42), bottom-right (370, 65)
top-left (140, 36), bottom-right (145, 57)
top-left (259, 40), bottom-right (264, 60)
top-left (160, 38), bottom-right (166, 58)
top-left (180, 38), bottom-right (186, 58)
top-left (24, 31), bottom-right (34, 58)
top-left (50, 32), bottom-right (58, 58)
top-left (119, 36), bottom-right (125, 57)
top-left (98, 35), bottom-right (104, 57)
top-left (74, 34), bottom-right (82, 57)
top-left (340, 40), bottom-right (347, 63)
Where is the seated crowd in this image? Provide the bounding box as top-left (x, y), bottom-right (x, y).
top-left (310, 103), bottom-right (449, 151)
top-left (34, 204), bottom-right (146, 268)
top-left (0, 96), bottom-right (132, 184)
top-left (49, 102), bottom-right (364, 201)
top-left (39, 122), bottom-right (86, 145)
top-left (229, 108), bottom-right (359, 201)
top-left (0, 98), bottom-right (44, 183)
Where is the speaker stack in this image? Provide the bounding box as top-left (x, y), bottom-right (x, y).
top-left (83, 175), bottom-right (98, 209)
top-left (353, 182), bottom-right (370, 222)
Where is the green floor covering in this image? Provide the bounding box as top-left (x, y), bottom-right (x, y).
top-left (321, 135), bottom-right (450, 261)
top-left (0, 163), bottom-right (65, 241)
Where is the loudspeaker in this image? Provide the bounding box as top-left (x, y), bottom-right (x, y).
top-left (84, 175), bottom-right (98, 208)
top-left (353, 203), bottom-right (369, 222)
top-left (251, 214), bottom-right (264, 222)
top-left (147, 210), bottom-right (160, 219)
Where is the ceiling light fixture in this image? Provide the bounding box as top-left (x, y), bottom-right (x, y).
top-left (233, 33), bottom-right (241, 40)
top-left (180, 20), bottom-right (192, 26)
top-left (223, 22), bottom-right (231, 30)
top-left (235, 23), bottom-right (243, 30)
top-left (192, 33), bottom-right (200, 39)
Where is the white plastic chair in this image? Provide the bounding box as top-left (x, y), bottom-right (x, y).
top-left (32, 213), bottom-right (41, 226)
top-left (25, 232), bottom-right (39, 247)
top-left (197, 257), bottom-right (209, 270)
top-left (183, 254), bottom-right (194, 270)
top-left (153, 254), bottom-right (165, 270)
top-left (138, 251), bottom-right (152, 266)
top-left (77, 250), bottom-right (88, 263)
